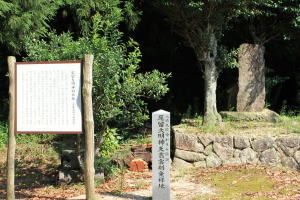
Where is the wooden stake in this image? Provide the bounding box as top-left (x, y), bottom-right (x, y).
top-left (7, 56), bottom-right (16, 200)
top-left (83, 54), bottom-right (95, 199)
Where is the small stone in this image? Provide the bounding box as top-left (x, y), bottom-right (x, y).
top-left (294, 151), bottom-right (300, 164)
top-left (234, 136), bottom-right (250, 149)
top-left (204, 144), bottom-right (213, 156)
top-left (194, 142), bottom-right (205, 153)
top-left (59, 170), bottom-right (72, 183)
top-left (276, 137), bottom-right (300, 148)
top-left (251, 137), bottom-right (274, 152)
top-left (194, 161), bottom-right (207, 167)
top-left (58, 169), bottom-right (82, 183)
top-left (240, 148), bottom-right (258, 164)
top-left (260, 148), bottom-right (281, 166)
top-left (233, 149), bottom-right (242, 158)
top-left (275, 137), bottom-right (300, 157)
top-left (61, 150), bottom-right (81, 170)
top-left (175, 149), bottom-right (206, 162)
top-left (172, 157), bottom-right (193, 169)
top-left (206, 153), bottom-right (222, 167)
top-left (281, 157), bottom-right (299, 170)
top-left (129, 159), bottom-right (148, 172)
top-left (95, 170), bottom-right (105, 183)
top-left (213, 142), bottom-right (234, 160)
top-left (175, 133), bottom-right (204, 152)
top-left (198, 134), bottom-right (215, 147)
top-left (276, 143), bottom-right (297, 157)
top-left (215, 135), bottom-right (233, 147)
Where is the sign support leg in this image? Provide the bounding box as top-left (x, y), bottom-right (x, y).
top-left (7, 56), bottom-right (16, 200)
top-left (83, 54), bottom-right (96, 199)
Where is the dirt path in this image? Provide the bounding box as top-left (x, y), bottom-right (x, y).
top-left (68, 171), bottom-right (215, 200)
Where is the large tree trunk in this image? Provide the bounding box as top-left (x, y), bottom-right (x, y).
top-left (201, 33), bottom-right (222, 125)
top-left (203, 59), bottom-right (222, 125)
top-left (237, 43), bottom-right (266, 112)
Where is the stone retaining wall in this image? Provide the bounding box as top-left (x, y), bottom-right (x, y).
top-left (173, 132), bottom-right (300, 170)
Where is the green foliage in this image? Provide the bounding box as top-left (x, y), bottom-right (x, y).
top-left (280, 102), bottom-right (300, 116)
top-left (0, 0), bottom-right (12, 17)
top-left (23, 8), bottom-right (169, 142)
top-left (265, 68), bottom-right (289, 103)
top-left (0, 0), bottom-right (63, 53)
top-left (95, 154), bottom-right (119, 179)
top-left (0, 121), bottom-right (8, 149)
top-left (16, 134), bottom-right (54, 145)
top-left (266, 74), bottom-right (289, 93)
top-left (235, 0), bottom-right (300, 44)
top-left (64, 0), bottom-right (123, 35)
top-left (94, 127), bottom-right (123, 177)
top-left (123, 134), bottom-right (152, 145)
top-left (217, 46), bottom-right (238, 69)
top-left (0, 120), bottom-right (57, 149)
top-left (99, 127), bottom-right (120, 157)
top-left (123, 0), bottom-right (142, 31)
top-left (0, 0), bottom-right (141, 54)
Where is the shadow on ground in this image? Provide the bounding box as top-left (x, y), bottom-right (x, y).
top-left (102, 192), bottom-right (151, 200)
top-left (0, 157), bottom-right (59, 199)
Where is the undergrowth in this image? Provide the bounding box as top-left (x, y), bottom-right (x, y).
top-left (0, 121), bottom-right (7, 149)
top-left (178, 114), bottom-right (300, 135)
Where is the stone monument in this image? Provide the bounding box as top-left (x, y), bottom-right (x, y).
top-left (152, 110), bottom-right (171, 200)
top-left (237, 43), bottom-right (266, 112)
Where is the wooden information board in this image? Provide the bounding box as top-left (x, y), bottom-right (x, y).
top-left (16, 61), bottom-right (82, 133)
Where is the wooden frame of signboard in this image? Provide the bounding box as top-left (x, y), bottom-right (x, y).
top-left (6, 55), bottom-right (95, 200)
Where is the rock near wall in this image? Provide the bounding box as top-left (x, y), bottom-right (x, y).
top-left (173, 132), bottom-right (300, 171)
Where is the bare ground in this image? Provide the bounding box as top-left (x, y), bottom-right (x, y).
top-left (1, 143), bottom-right (300, 200)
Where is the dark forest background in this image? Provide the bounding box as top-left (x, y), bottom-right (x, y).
top-left (0, 1), bottom-right (299, 124)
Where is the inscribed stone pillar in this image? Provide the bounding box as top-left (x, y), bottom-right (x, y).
top-left (237, 43), bottom-right (266, 111)
top-left (152, 110), bottom-right (171, 200)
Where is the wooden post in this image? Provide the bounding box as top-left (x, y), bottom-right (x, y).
top-left (83, 54), bottom-right (96, 199)
top-left (7, 56), bottom-right (16, 200)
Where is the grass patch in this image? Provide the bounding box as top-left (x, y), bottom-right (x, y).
top-left (122, 134), bottom-right (152, 145)
top-left (175, 115), bottom-right (300, 136)
top-left (188, 165), bottom-right (300, 200)
top-left (207, 168), bottom-right (273, 199)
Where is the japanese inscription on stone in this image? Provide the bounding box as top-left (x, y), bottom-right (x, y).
top-left (152, 110), bottom-right (170, 200)
top-left (16, 62), bottom-right (82, 133)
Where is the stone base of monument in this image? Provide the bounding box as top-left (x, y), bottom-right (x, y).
top-left (58, 149), bottom-right (104, 184)
top-left (58, 149), bottom-right (83, 183)
top-left (58, 169), bottom-right (83, 183)
top-left (220, 109), bottom-right (280, 122)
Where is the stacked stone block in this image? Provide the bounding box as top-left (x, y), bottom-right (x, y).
top-left (173, 132), bottom-right (300, 170)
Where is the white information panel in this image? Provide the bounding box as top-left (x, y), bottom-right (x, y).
top-left (16, 62), bottom-right (82, 133)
